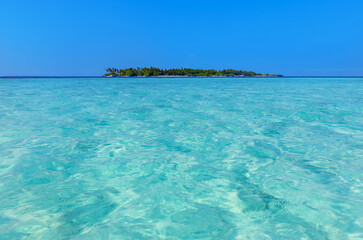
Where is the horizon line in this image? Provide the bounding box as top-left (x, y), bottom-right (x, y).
top-left (1, 76), bottom-right (363, 78)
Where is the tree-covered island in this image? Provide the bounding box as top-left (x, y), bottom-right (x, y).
top-left (105, 67), bottom-right (282, 77)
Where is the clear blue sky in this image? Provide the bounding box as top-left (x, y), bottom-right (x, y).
top-left (1, 0), bottom-right (362, 76)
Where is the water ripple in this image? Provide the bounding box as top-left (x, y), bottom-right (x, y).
top-left (0, 77), bottom-right (362, 239)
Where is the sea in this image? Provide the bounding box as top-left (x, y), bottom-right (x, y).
top-left (0, 77), bottom-right (362, 239)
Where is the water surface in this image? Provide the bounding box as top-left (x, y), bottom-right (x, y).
top-left (0, 77), bottom-right (362, 239)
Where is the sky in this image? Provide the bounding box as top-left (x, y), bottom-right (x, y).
top-left (0, 0), bottom-right (362, 76)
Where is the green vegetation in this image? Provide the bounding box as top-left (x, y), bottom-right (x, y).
top-left (105, 67), bottom-right (282, 77)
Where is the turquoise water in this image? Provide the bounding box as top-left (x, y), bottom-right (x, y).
top-left (0, 77), bottom-right (362, 239)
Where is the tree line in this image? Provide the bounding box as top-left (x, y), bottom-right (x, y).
top-left (105, 67), bottom-right (282, 77)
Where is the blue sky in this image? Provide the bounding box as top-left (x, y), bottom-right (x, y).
top-left (0, 0), bottom-right (362, 76)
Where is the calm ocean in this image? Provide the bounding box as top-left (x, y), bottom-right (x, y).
top-left (0, 77), bottom-right (362, 239)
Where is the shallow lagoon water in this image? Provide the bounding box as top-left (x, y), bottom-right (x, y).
top-left (0, 77), bottom-right (362, 239)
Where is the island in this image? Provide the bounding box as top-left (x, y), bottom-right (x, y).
top-left (104, 67), bottom-right (283, 77)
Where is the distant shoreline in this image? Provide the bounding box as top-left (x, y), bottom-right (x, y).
top-left (104, 75), bottom-right (281, 78)
top-left (105, 67), bottom-right (283, 77)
